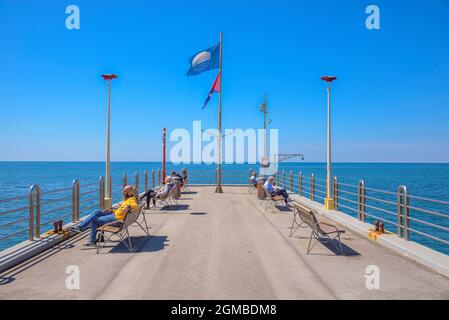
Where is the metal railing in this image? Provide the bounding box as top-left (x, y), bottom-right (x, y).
top-left (1, 167), bottom-right (449, 256)
top-left (0, 170), bottom-right (156, 250)
top-left (274, 171), bottom-right (449, 253)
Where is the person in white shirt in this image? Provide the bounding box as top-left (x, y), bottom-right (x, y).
top-left (140, 176), bottom-right (174, 207)
top-left (250, 171), bottom-right (258, 187)
top-left (264, 176), bottom-right (292, 205)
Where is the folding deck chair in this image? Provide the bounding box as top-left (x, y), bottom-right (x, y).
top-left (290, 203), bottom-right (346, 255)
top-left (154, 185), bottom-right (178, 209)
top-left (95, 205), bottom-right (147, 253)
top-left (262, 185), bottom-right (286, 210)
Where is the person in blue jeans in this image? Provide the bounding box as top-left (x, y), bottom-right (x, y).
top-left (69, 185), bottom-right (138, 246)
top-left (264, 176), bottom-right (292, 206)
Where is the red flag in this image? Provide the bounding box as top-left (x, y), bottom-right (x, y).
top-left (202, 72), bottom-right (221, 109)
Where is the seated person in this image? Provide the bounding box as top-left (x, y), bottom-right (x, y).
top-left (171, 171), bottom-right (183, 198)
top-left (264, 176), bottom-right (292, 206)
top-left (181, 168), bottom-right (188, 184)
top-left (69, 185), bottom-right (138, 246)
top-left (140, 176), bottom-right (174, 207)
top-left (171, 171), bottom-right (183, 186)
top-left (250, 171), bottom-right (258, 187)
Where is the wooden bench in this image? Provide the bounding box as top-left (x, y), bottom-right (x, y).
top-left (290, 202), bottom-right (346, 255)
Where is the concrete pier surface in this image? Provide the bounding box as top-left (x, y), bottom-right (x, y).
top-left (1, 186), bottom-right (448, 300)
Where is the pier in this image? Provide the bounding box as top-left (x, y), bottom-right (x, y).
top-left (1, 185), bottom-right (449, 300)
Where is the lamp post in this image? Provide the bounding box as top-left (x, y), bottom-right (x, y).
top-left (321, 75), bottom-right (337, 210)
top-left (101, 73), bottom-right (118, 209)
top-left (259, 94), bottom-right (271, 169)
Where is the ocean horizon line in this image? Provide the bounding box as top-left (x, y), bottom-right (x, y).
top-left (0, 161), bottom-right (449, 165)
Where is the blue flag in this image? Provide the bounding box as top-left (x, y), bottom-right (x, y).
top-left (186, 43), bottom-right (220, 76)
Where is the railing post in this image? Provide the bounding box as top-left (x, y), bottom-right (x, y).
top-left (282, 170), bottom-right (285, 188)
top-left (28, 185), bottom-right (36, 240)
top-left (158, 169), bottom-right (161, 186)
top-left (72, 180), bottom-right (80, 223)
top-left (289, 171), bottom-right (293, 193)
top-left (144, 170), bottom-right (148, 192)
top-left (357, 180), bottom-right (366, 222)
top-left (404, 188), bottom-right (410, 240)
top-left (28, 185), bottom-right (41, 239)
top-left (122, 173), bottom-right (127, 189)
top-left (122, 173), bottom-right (128, 200)
top-left (36, 187), bottom-right (40, 238)
top-left (108, 175), bottom-right (112, 204)
top-left (298, 172), bottom-right (302, 196)
top-left (310, 174), bottom-right (315, 201)
top-left (99, 176), bottom-right (105, 209)
top-left (152, 170), bottom-right (155, 189)
top-left (77, 182), bottom-right (80, 220)
top-left (333, 177), bottom-right (339, 211)
top-left (135, 171), bottom-right (139, 201)
top-left (275, 171), bottom-right (278, 186)
top-left (398, 185), bottom-right (409, 239)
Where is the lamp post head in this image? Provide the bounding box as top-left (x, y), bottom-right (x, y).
top-left (320, 76), bottom-right (337, 83)
top-left (101, 74), bottom-right (118, 81)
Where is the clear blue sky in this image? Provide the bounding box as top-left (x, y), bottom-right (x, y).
top-left (0, 0), bottom-right (448, 162)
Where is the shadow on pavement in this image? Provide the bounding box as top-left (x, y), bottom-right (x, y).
top-left (309, 238), bottom-right (360, 257)
top-left (159, 204), bottom-right (189, 211)
top-left (0, 233), bottom-right (86, 285)
top-left (274, 206), bottom-right (293, 212)
top-left (105, 235), bottom-right (169, 254)
top-left (190, 212), bottom-right (208, 215)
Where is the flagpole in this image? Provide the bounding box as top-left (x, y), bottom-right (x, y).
top-left (215, 32), bottom-right (224, 193)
